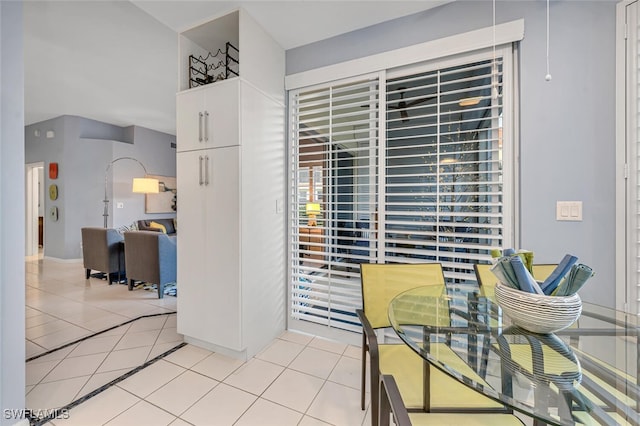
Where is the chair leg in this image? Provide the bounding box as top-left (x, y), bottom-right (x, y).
top-left (379, 377), bottom-right (391, 426)
top-left (157, 283), bottom-right (164, 299)
top-left (370, 360), bottom-right (380, 426)
top-left (128, 279), bottom-right (134, 291)
top-left (423, 359), bottom-right (431, 412)
top-left (85, 269), bottom-right (90, 279)
top-left (361, 332), bottom-right (367, 410)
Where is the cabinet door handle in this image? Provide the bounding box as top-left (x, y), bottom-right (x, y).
top-left (198, 155), bottom-right (204, 186)
top-left (204, 155), bottom-right (210, 185)
top-left (198, 112), bottom-right (203, 142)
top-left (204, 111), bottom-right (209, 142)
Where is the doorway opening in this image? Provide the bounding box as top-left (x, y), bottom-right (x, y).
top-left (26, 162), bottom-right (44, 258)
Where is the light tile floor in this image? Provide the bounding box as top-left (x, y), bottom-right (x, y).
top-left (26, 256), bottom-right (372, 426)
top-left (27, 313), bottom-right (183, 413)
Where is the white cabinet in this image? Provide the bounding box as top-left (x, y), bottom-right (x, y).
top-left (175, 8), bottom-right (285, 360)
top-left (177, 80), bottom-right (285, 360)
top-left (176, 78), bottom-right (239, 152)
top-left (177, 147), bottom-right (241, 350)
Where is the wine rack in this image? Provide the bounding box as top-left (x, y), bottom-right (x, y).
top-left (189, 42), bottom-right (239, 88)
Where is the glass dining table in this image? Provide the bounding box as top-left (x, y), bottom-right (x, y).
top-left (387, 283), bottom-right (640, 426)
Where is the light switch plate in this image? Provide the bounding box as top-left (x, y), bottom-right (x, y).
top-left (556, 201), bottom-right (582, 221)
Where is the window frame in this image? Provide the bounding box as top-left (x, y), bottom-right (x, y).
top-left (615, 0), bottom-right (640, 315)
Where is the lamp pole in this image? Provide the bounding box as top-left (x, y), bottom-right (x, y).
top-left (103, 157), bottom-right (150, 228)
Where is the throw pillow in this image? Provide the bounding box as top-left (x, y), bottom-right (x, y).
top-left (116, 221), bottom-right (139, 235)
top-left (149, 221), bottom-right (167, 233)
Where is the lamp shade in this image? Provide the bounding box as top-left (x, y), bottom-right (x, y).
top-left (459, 96), bottom-right (481, 107)
top-left (132, 177), bottom-right (159, 194)
top-left (305, 203), bottom-right (321, 215)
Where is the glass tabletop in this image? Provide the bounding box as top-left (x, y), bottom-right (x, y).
top-left (388, 284), bottom-right (640, 426)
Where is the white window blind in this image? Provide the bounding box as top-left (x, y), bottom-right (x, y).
top-left (289, 49), bottom-right (513, 335)
top-left (290, 77), bottom-right (379, 332)
top-left (384, 58), bottom-right (504, 281)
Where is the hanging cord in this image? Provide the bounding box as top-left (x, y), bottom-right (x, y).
top-left (492, 0), bottom-right (499, 99)
top-left (545, 0), bottom-right (552, 81)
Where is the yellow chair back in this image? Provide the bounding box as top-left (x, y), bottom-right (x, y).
top-left (360, 263), bottom-right (445, 329)
top-left (474, 264), bottom-right (497, 287)
top-left (531, 264), bottom-right (556, 281)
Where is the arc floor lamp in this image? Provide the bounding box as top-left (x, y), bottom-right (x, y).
top-left (103, 156), bottom-right (159, 228)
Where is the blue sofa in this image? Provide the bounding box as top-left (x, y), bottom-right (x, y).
top-left (137, 218), bottom-right (176, 235)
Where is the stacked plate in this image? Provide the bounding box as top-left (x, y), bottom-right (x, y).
top-left (494, 282), bottom-right (582, 334)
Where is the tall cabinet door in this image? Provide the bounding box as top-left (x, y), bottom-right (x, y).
top-left (176, 147), bottom-right (241, 349)
top-left (206, 146), bottom-right (241, 349)
top-left (176, 150), bottom-right (208, 338)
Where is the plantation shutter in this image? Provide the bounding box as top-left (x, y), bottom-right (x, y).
top-left (289, 77), bottom-right (379, 332)
top-left (384, 58), bottom-right (505, 280)
top-left (289, 48), bottom-right (514, 335)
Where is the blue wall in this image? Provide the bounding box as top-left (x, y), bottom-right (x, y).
top-left (286, 0), bottom-right (616, 306)
top-left (25, 115), bottom-right (176, 260)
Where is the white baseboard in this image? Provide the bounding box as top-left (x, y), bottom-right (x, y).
top-left (42, 257), bottom-right (82, 263)
top-left (183, 336), bottom-right (248, 361)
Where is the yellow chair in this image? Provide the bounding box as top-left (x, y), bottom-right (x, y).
top-left (357, 263), bottom-right (506, 426)
top-left (379, 375), bottom-right (524, 426)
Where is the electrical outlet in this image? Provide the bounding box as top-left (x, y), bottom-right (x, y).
top-left (116, 202), bottom-right (124, 209)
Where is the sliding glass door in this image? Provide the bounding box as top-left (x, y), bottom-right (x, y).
top-left (289, 46), bottom-right (516, 335)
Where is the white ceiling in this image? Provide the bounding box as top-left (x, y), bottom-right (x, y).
top-left (24, 1), bottom-right (450, 135)
top-left (131, 1), bottom-right (451, 50)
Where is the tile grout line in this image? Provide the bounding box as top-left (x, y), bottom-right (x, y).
top-left (31, 342), bottom-right (187, 426)
top-left (26, 275), bottom-right (175, 330)
top-left (27, 314), bottom-right (179, 413)
top-left (125, 366), bottom-right (216, 424)
top-left (26, 312), bottom-right (176, 363)
top-left (227, 337), bottom-right (310, 426)
top-left (58, 333), bottom-right (357, 425)
top-left (66, 316), bottom-right (170, 403)
top-left (246, 336), bottom-right (356, 425)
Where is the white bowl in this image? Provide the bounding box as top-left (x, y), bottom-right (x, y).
top-left (494, 282), bottom-right (582, 334)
